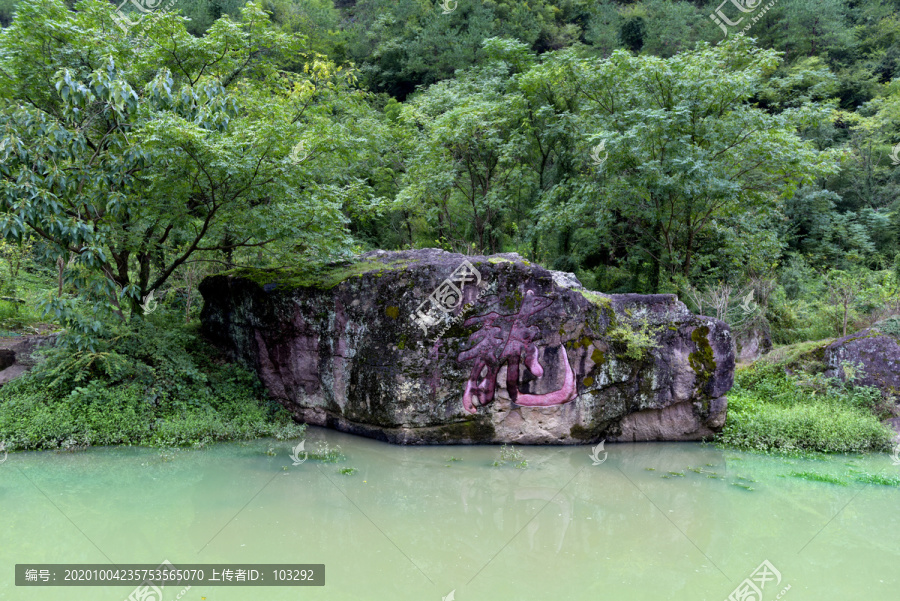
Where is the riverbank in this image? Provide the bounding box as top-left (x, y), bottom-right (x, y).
top-left (719, 359), bottom-right (894, 455)
top-left (0, 316), bottom-right (305, 450)
top-left (0, 314), bottom-right (894, 455)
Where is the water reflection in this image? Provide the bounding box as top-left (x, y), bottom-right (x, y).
top-left (2, 432), bottom-right (900, 601)
top-left (459, 474), bottom-right (574, 553)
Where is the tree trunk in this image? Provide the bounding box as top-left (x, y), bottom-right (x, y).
top-left (650, 222), bottom-right (662, 293)
top-left (843, 299), bottom-right (849, 337)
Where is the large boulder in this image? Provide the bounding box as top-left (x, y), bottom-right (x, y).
top-left (824, 321), bottom-right (900, 397)
top-left (199, 249), bottom-right (735, 444)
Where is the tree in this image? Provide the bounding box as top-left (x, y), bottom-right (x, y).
top-left (533, 36), bottom-right (839, 290)
top-left (0, 1), bottom-right (365, 346)
top-left (396, 58), bottom-right (532, 254)
top-left (825, 268), bottom-right (872, 336)
top-left (619, 17), bottom-right (645, 53)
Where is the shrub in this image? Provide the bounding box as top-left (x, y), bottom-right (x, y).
top-left (718, 362), bottom-right (893, 454)
top-left (493, 443), bottom-right (527, 468)
top-left (874, 316), bottom-right (900, 339)
top-left (608, 314), bottom-right (662, 361)
top-left (0, 315), bottom-right (305, 450)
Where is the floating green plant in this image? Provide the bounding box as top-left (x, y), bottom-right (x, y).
top-left (308, 442), bottom-right (345, 463)
top-left (788, 471), bottom-right (846, 485)
top-left (850, 472), bottom-right (900, 487)
top-left (494, 444), bottom-right (527, 469)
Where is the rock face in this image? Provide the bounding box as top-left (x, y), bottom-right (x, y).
top-left (200, 249), bottom-right (735, 444)
top-left (735, 324), bottom-right (773, 364)
top-left (0, 335), bottom-right (58, 386)
top-left (824, 325), bottom-right (900, 396)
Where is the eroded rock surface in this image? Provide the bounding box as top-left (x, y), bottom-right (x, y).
top-left (200, 249), bottom-right (735, 444)
top-left (0, 334), bottom-right (58, 386)
top-left (825, 325), bottom-right (900, 396)
top-left (736, 324), bottom-right (773, 364)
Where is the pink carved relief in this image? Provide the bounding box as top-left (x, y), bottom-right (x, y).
top-left (458, 290), bottom-right (578, 413)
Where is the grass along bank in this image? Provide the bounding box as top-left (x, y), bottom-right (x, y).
top-left (0, 314), bottom-right (304, 450)
top-left (718, 356), bottom-right (895, 455)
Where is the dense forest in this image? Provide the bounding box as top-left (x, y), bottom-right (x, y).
top-left (0, 0), bottom-right (898, 452)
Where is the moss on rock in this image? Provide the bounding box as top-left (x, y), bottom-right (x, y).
top-left (430, 419), bottom-right (496, 442)
top-left (579, 289), bottom-right (612, 310)
top-left (689, 326), bottom-right (716, 389)
top-left (569, 423), bottom-right (608, 441)
top-left (223, 258), bottom-right (413, 291)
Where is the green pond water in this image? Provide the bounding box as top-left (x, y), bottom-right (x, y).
top-left (2, 426), bottom-right (899, 600)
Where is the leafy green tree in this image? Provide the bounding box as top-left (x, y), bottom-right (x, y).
top-left (396, 60), bottom-right (531, 253)
top-left (534, 36), bottom-right (839, 290)
top-left (584, 0), bottom-right (624, 56)
top-left (165, 0), bottom-right (248, 35)
top-left (261, 0), bottom-right (346, 59)
top-left (343, 0), bottom-right (597, 99)
top-left (619, 16), bottom-right (645, 53)
top-left (782, 188), bottom-right (860, 266)
top-left (760, 0), bottom-right (853, 60)
top-left (0, 1), bottom-right (364, 347)
top-left (639, 0), bottom-right (716, 58)
top-left (825, 268), bottom-right (873, 336)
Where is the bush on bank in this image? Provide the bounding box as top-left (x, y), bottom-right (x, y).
top-left (719, 361), bottom-right (894, 454)
top-left (0, 314), bottom-right (304, 450)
